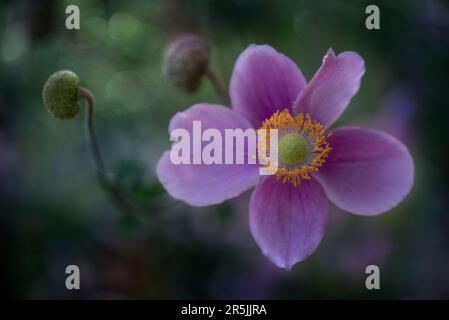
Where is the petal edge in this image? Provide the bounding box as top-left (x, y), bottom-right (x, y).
top-left (315, 127), bottom-right (414, 216)
top-left (230, 44), bottom-right (307, 127)
top-left (249, 177), bottom-right (328, 269)
top-left (293, 49), bottom-right (365, 128)
top-left (157, 104), bottom-right (260, 206)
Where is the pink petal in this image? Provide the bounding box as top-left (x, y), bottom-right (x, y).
top-left (293, 49), bottom-right (365, 128)
top-left (156, 104), bottom-right (260, 206)
top-left (315, 127), bottom-right (414, 216)
top-left (249, 177), bottom-right (328, 269)
top-left (230, 44), bottom-right (307, 127)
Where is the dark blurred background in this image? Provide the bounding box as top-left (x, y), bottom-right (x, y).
top-left (1, 0), bottom-right (449, 299)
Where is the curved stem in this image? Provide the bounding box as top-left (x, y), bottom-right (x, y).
top-left (205, 65), bottom-right (229, 105)
top-left (77, 87), bottom-right (139, 213)
top-left (78, 88), bottom-right (106, 179)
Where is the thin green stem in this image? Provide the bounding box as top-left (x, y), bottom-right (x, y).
top-left (77, 87), bottom-right (139, 214)
top-left (205, 65), bottom-right (229, 105)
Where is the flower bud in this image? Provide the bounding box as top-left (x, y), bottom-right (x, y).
top-left (162, 34), bottom-right (211, 93)
top-left (42, 70), bottom-right (80, 120)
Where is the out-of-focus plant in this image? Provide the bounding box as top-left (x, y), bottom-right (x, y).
top-left (162, 34), bottom-right (229, 103)
top-left (41, 33), bottom-right (225, 220)
top-left (42, 70), bottom-right (158, 218)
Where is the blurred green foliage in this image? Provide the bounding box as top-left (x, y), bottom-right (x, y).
top-left (1, 0), bottom-right (449, 299)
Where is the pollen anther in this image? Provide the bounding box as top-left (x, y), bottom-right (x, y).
top-left (258, 109), bottom-right (332, 187)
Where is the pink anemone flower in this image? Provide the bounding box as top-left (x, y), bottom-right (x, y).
top-left (157, 45), bottom-right (414, 269)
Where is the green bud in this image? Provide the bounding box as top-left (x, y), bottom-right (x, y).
top-left (162, 34), bottom-right (210, 93)
top-left (42, 70), bottom-right (80, 120)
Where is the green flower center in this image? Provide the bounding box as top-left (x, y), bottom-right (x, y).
top-left (278, 133), bottom-right (309, 165)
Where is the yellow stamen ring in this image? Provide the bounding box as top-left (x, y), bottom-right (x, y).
top-left (258, 109), bottom-right (332, 187)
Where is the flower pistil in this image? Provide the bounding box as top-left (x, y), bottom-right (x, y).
top-left (259, 109), bottom-right (332, 186)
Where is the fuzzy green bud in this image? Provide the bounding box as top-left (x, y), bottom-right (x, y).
top-left (162, 34), bottom-right (211, 93)
top-left (42, 70), bottom-right (80, 120)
